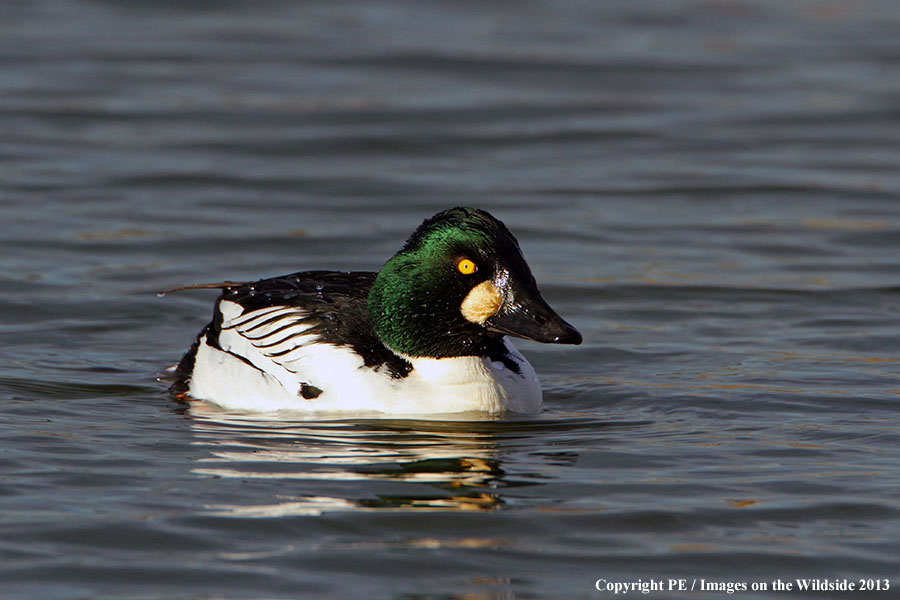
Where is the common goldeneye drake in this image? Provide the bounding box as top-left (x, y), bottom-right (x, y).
top-left (166, 207), bottom-right (581, 415)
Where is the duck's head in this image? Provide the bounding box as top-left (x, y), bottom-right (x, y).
top-left (368, 207), bottom-right (582, 358)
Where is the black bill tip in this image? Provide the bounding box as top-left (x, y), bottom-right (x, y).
top-left (549, 319), bottom-right (583, 345)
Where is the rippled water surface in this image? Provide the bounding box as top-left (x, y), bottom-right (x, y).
top-left (2, 1), bottom-right (900, 598)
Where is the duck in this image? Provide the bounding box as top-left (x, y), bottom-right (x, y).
top-left (165, 207), bottom-right (581, 415)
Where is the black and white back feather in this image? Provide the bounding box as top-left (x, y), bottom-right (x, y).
top-left (170, 271), bottom-right (412, 395)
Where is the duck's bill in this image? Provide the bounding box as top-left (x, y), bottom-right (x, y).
top-left (485, 298), bottom-right (582, 345)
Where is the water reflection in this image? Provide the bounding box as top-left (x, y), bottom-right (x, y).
top-left (186, 403), bottom-right (511, 516)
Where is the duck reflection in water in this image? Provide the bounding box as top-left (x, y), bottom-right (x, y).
top-left (186, 404), bottom-right (524, 516)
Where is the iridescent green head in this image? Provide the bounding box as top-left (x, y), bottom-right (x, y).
top-left (367, 207), bottom-right (581, 358)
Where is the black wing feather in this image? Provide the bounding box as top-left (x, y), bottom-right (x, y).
top-left (171, 271), bottom-right (412, 394)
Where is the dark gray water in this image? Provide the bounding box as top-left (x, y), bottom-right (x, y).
top-left (2, 1), bottom-right (900, 598)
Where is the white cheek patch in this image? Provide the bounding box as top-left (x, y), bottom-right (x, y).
top-left (460, 280), bottom-right (503, 324)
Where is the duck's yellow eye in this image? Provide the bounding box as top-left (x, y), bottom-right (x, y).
top-left (457, 258), bottom-right (477, 275)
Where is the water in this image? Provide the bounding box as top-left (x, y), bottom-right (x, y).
top-left (2, 1), bottom-right (900, 598)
